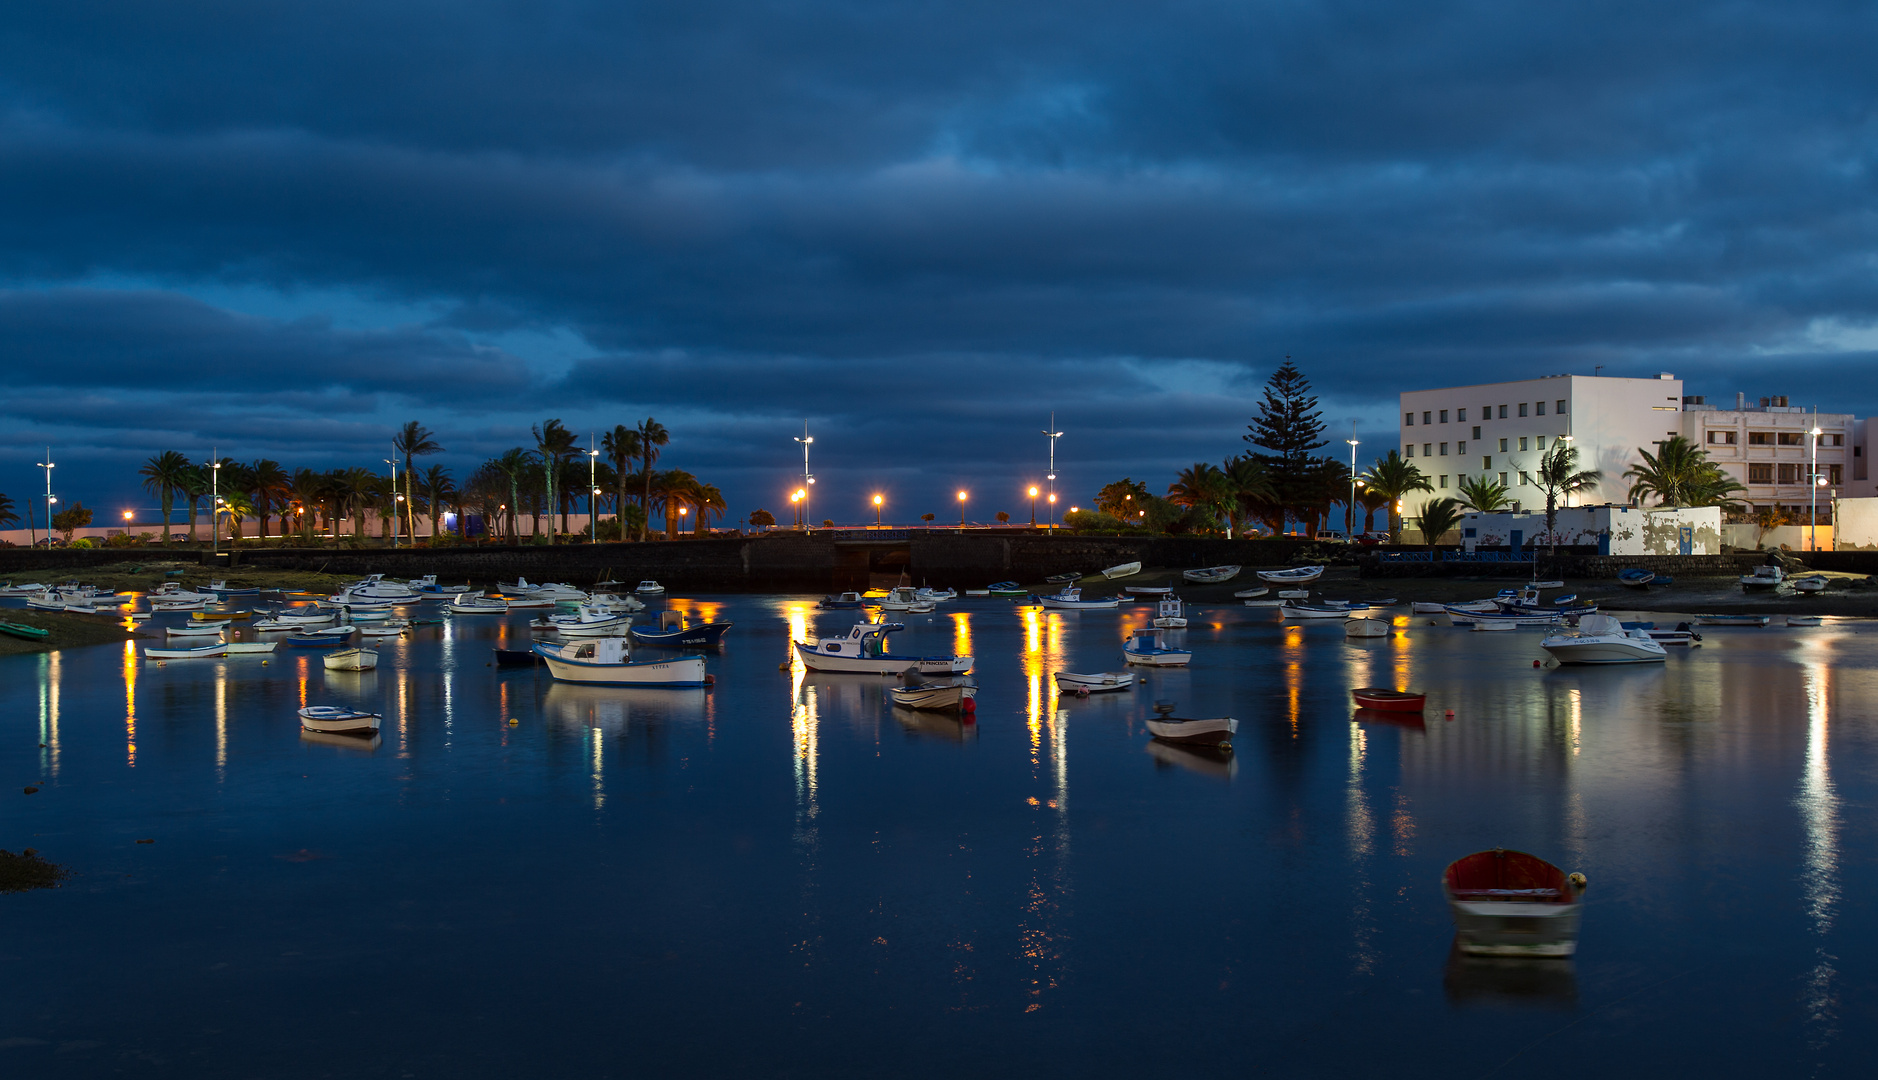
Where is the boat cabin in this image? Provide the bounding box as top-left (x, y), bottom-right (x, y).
top-left (814, 621), bottom-right (906, 657)
top-left (546, 638), bottom-right (635, 664)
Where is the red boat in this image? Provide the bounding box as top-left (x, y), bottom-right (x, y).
top-left (1353, 707), bottom-right (1426, 731)
top-left (1351, 687), bottom-right (1425, 712)
top-left (1443, 849), bottom-right (1587, 957)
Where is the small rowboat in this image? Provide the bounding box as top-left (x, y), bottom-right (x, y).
top-left (1789, 574), bottom-right (1829, 593)
top-left (1352, 688), bottom-right (1426, 712)
top-left (190, 610), bottom-right (252, 621)
top-left (1617, 568), bottom-right (1656, 589)
top-left (1257, 565), bottom-right (1324, 584)
top-left (1280, 603), bottom-right (1349, 620)
top-left (987, 581), bottom-right (1028, 597)
top-left (224, 641), bottom-right (279, 654)
top-left (298, 706), bottom-right (382, 735)
top-left (1182, 565), bottom-right (1241, 584)
top-left (1344, 617), bottom-right (1389, 638)
top-left (323, 648), bottom-right (379, 671)
top-left (1053, 670), bottom-right (1134, 694)
top-left (1444, 849), bottom-right (1587, 957)
top-left (1410, 602), bottom-right (1448, 614)
top-left (1694, 613), bottom-right (1772, 627)
top-left (146, 642), bottom-right (228, 659)
top-left (493, 647), bottom-right (544, 667)
top-left (1101, 562), bottom-right (1142, 580)
top-left (1045, 572), bottom-right (1083, 585)
top-left (1233, 587), bottom-right (1269, 599)
top-left (0, 621), bottom-right (50, 641)
top-left (165, 623), bottom-right (226, 637)
top-left (1124, 585), bottom-right (1172, 597)
top-left (1144, 701), bottom-right (1236, 745)
top-left (1787, 615), bottom-right (1822, 627)
top-left (1277, 589), bottom-right (1311, 600)
top-left (888, 681), bottom-right (977, 712)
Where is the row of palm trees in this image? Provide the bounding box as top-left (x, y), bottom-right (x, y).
top-left (133, 417), bottom-right (725, 545)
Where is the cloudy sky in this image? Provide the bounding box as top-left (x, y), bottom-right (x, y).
top-left (4, 1), bottom-right (1876, 525)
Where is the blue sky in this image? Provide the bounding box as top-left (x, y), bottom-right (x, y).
top-left (4, 1), bottom-right (1876, 525)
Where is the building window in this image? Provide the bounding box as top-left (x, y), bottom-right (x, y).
top-left (1778, 432), bottom-right (1804, 446)
top-left (1405, 412), bottom-right (1414, 426)
top-left (1518, 403), bottom-right (1529, 417)
top-left (1457, 441), bottom-right (1467, 454)
top-left (1471, 426), bottom-right (1481, 439)
top-left (1498, 405), bottom-right (1508, 418)
top-left (1708, 430), bottom-right (1737, 444)
top-left (1520, 471), bottom-right (1531, 486)
top-left (1499, 438), bottom-right (1508, 452)
top-left (1536, 401), bottom-right (1546, 416)
top-left (1457, 472), bottom-right (1468, 485)
top-left (1748, 432), bottom-right (1773, 445)
top-left (1778, 463), bottom-right (1798, 484)
top-left (1458, 408), bottom-right (1468, 422)
top-left (1483, 403), bottom-right (1493, 418)
top-left (1406, 444), bottom-right (1415, 458)
top-left (1829, 464), bottom-right (1843, 484)
top-left (1518, 437), bottom-right (1528, 451)
top-left (1537, 435), bottom-right (1547, 450)
top-left (1499, 472), bottom-right (1509, 486)
top-left (1749, 463), bottom-right (1773, 483)
top-left (1822, 433), bottom-right (1844, 447)
top-left (1424, 443), bottom-right (1433, 457)
top-left (1438, 475), bottom-right (1448, 488)
top-left (1440, 442), bottom-right (1448, 455)
top-left (1556, 399), bottom-right (1567, 414)
top-left (1423, 411), bottom-right (1432, 425)
top-left (1439, 409), bottom-right (1449, 423)
top-left (1483, 456), bottom-right (1492, 469)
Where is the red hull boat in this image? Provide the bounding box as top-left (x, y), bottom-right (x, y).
top-left (1443, 849), bottom-right (1587, 957)
top-left (1351, 687), bottom-right (1425, 712)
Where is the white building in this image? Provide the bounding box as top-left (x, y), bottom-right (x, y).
top-left (1678, 393), bottom-right (1851, 522)
top-left (1396, 373), bottom-right (1685, 522)
top-left (1456, 505), bottom-right (1721, 555)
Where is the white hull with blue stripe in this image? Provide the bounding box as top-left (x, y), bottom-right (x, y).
top-left (534, 639), bottom-right (709, 686)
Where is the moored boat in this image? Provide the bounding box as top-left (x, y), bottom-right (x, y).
top-left (1789, 574), bottom-right (1828, 593)
top-left (1787, 615), bottom-right (1822, 627)
top-left (1694, 613), bottom-right (1772, 627)
top-left (223, 641), bottom-right (279, 654)
top-left (1444, 849), bottom-right (1587, 957)
top-left (630, 611), bottom-right (734, 647)
top-left (1124, 585), bottom-right (1172, 598)
top-left (1122, 628), bottom-right (1191, 666)
top-left (987, 581), bottom-right (1029, 597)
top-left (165, 623), bottom-right (226, 637)
top-left (1182, 565), bottom-right (1241, 583)
top-left (298, 705), bottom-right (382, 735)
top-left (1617, 568), bottom-right (1656, 589)
top-left (534, 638), bottom-right (710, 686)
top-left (494, 647), bottom-right (544, 667)
top-left (1053, 670), bottom-right (1134, 694)
top-left (1257, 565), bottom-right (1325, 585)
top-left (449, 592), bottom-right (510, 615)
top-left (1151, 596), bottom-right (1187, 628)
top-left (1044, 572), bottom-right (1082, 585)
top-left (1540, 614), bottom-right (1667, 664)
top-left (323, 647), bottom-right (379, 671)
top-left (634, 580), bottom-right (667, 595)
top-left (1101, 562), bottom-right (1143, 579)
top-left (1144, 701), bottom-right (1236, 745)
top-left (145, 642), bottom-right (228, 659)
top-left (1351, 687), bottom-right (1425, 711)
top-left (1280, 602), bottom-right (1349, 620)
top-left (1344, 617), bottom-right (1389, 638)
top-left (819, 592), bottom-right (866, 609)
top-left (1233, 587), bottom-right (1269, 599)
top-left (1030, 586), bottom-right (1121, 610)
top-left (796, 621), bottom-right (972, 675)
top-left (1740, 564), bottom-right (1785, 590)
top-left (887, 669), bottom-right (977, 712)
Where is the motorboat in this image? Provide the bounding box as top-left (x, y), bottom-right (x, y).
top-left (165, 623), bottom-right (226, 637)
top-left (904, 601), bottom-right (937, 614)
top-left (630, 610), bottom-right (734, 647)
top-left (1617, 568), bottom-right (1656, 589)
top-left (635, 580), bottom-right (667, 596)
top-left (145, 642), bottom-right (228, 659)
top-left (223, 641), bottom-right (279, 654)
top-left (252, 614), bottom-right (337, 631)
top-left (1444, 849), bottom-right (1587, 957)
top-left (1410, 601), bottom-right (1449, 614)
top-left (407, 574), bottom-right (472, 595)
top-left (887, 669), bottom-right (977, 712)
top-left (1257, 565), bottom-right (1325, 585)
top-left (987, 581), bottom-right (1029, 597)
top-left (877, 586), bottom-right (925, 611)
top-left (1233, 587), bottom-right (1269, 599)
top-left (796, 621), bottom-right (973, 675)
top-left (1182, 565), bottom-right (1241, 584)
top-left (1280, 603), bottom-right (1350, 620)
top-left (493, 647), bottom-right (543, 667)
top-left (1053, 670), bottom-right (1134, 694)
top-left (1122, 628), bottom-right (1191, 666)
top-left (531, 605), bottom-right (630, 636)
top-left (1344, 617), bottom-right (1389, 638)
top-left (1101, 562), bottom-right (1142, 580)
top-left (1789, 574), bottom-right (1828, 593)
top-left (1144, 700), bottom-right (1236, 745)
top-left (1351, 688), bottom-right (1425, 711)
top-left (525, 582), bottom-right (589, 602)
top-left (819, 592), bottom-right (866, 609)
top-left (1031, 587), bottom-right (1121, 610)
top-left (323, 647), bottom-right (380, 671)
top-left (449, 592), bottom-right (510, 615)
top-left (335, 575), bottom-right (421, 603)
top-left (914, 587), bottom-right (958, 602)
top-left (1694, 613), bottom-right (1772, 627)
top-left (298, 706), bottom-right (382, 735)
top-left (1540, 614), bottom-right (1667, 664)
top-left (1740, 564), bottom-right (1785, 590)
top-left (534, 638), bottom-right (709, 686)
top-left (1044, 573), bottom-right (1082, 585)
top-left (1152, 597), bottom-right (1188, 628)
top-left (1788, 615), bottom-right (1822, 627)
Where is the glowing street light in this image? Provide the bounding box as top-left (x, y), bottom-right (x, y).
top-left (872, 493), bottom-right (883, 528)
top-left (1811, 419), bottom-right (1824, 551)
top-left (123, 510), bottom-right (134, 521)
top-left (1042, 413), bottom-right (1063, 526)
top-left (33, 449), bottom-right (53, 547)
top-left (1346, 425), bottom-right (1360, 537)
top-left (957, 489), bottom-right (968, 526)
top-left (1028, 485), bottom-right (1039, 527)
top-left (794, 422), bottom-right (814, 533)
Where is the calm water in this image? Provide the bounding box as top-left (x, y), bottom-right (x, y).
top-left (3, 595), bottom-right (1875, 1077)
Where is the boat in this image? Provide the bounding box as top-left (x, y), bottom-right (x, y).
top-left (1410, 602), bottom-right (1449, 614)
top-left (796, 621), bottom-right (973, 675)
top-left (298, 706), bottom-right (382, 735)
top-left (358, 622), bottom-right (412, 638)
top-left (0, 583), bottom-right (47, 596)
top-left (1030, 586), bottom-right (1121, 610)
top-left (1617, 568), bottom-right (1656, 589)
top-left (819, 592), bottom-right (866, 609)
top-left (1124, 585), bottom-right (1172, 598)
top-left (877, 586), bottom-right (925, 611)
top-left (634, 580), bottom-right (667, 596)
top-left (630, 610), bottom-right (734, 647)
top-left (252, 615), bottom-right (336, 631)
top-left (493, 647), bottom-right (543, 667)
top-left (0, 621), bottom-right (50, 641)
top-left (1787, 615), bottom-right (1822, 627)
top-left (503, 580), bottom-right (587, 602)
top-left (1053, 670), bottom-right (1134, 694)
top-left (914, 587), bottom-right (957, 602)
top-left (1444, 849), bottom-right (1587, 957)
top-left (534, 638), bottom-right (710, 686)
top-left (1233, 587), bottom-right (1269, 599)
top-left (1446, 607), bottom-right (1561, 628)
top-left (1344, 617), bottom-right (1389, 638)
top-left (449, 592), bottom-right (510, 615)
top-left (406, 575), bottom-right (471, 595)
top-left (1243, 598), bottom-right (1284, 608)
top-left (1527, 579), bottom-right (1565, 589)
top-left (1152, 597), bottom-right (1187, 628)
top-left (165, 623), bottom-right (226, 637)
top-left (1144, 700), bottom-right (1236, 745)
top-left (145, 642), bottom-right (228, 659)
top-left (1182, 565), bottom-right (1241, 584)
top-left (1740, 564), bottom-right (1785, 590)
top-left (1351, 688), bottom-right (1425, 712)
top-left (1280, 603), bottom-right (1350, 620)
top-left (149, 598), bottom-right (209, 611)
top-left (1694, 613), bottom-right (1772, 627)
top-left (334, 575), bottom-right (421, 603)
top-left (190, 610), bottom-right (251, 621)
top-left (1277, 589), bottom-right (1312, 600)
top-left (1101, 562), bottom-right (1142, 580)
top-left (1472, 619), bottom-right (1517, 632)
top-left (987, 582), bottom-right (1029, 597)
top-left (1257, 565), bottom-right (1325, 585)
top-left (1122, 628), bottom-right (1191, 666)
top-left (1540, 614), bottom-right (1668, 664)
top-left (500, 597), bottom-right (556, 609)
top-left (1789, 574), bottom-right (1829, 593)
top-left (323, 647), bottom-right (380, 671)
top-left (887, 670), bottom-right (977, 712)
top-left (223, 641), bottom-right (279, 654)
top-left (1044, 572), bottom-right (1082, 585)
top-left (202, 580), bottom-right (260, 596)
top-left (531, 605), bottom-right (630, 636)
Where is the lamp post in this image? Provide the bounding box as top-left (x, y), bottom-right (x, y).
top-left (33, 448), bottom-right (53, 547)
top-left (1346, 427), bottom-right (1359, 536)
top-left (207, 449), bottom-right (221, 555)
top-left (794, 423), bottom-right (814, 534)
top-left (1810, 421), bottom-right (1823, 552)
top-left (385, 457), bottom-right (400, 548)
top-left (1028, 485), bottom-right (1039, 527)
top-left (589, 437), bottom-right (600, 544)
top-left (1042, 414), bottom-right (1063, 526)
top-left (957, 490), bottom-right (968, 527)
top-left (792, 488), bottom-right (806, 529)
top-left (872, 493), bottom-right (883, 528)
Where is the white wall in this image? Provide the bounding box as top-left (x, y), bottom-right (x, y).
top-left (1832, 496), bottom-right (1878, 549)
top-left (1456, 505), bottom-right (1720, 554)
top-left (1680, 405), bottom-right (1852, 510)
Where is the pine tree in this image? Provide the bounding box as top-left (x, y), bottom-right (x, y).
top-left (1244, 358), bottom-right (1331, 532)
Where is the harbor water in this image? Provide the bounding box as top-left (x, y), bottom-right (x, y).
top-left (3, 595), bottom-right (1874, 1076)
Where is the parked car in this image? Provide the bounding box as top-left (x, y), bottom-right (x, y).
top-left (1316, 531), bottom-right (1351, 543)
top-left (1356, 530), bottom-right (1390, 546)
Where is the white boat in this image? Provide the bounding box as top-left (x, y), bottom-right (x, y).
top-left (877, 586), bottom-right (925, 611)
top-left (888, 675), bottom-right (977, 711)
top-left (224, 641), bottom-right (279, 654)
top-left (1123, 628), bottom-right (1191, 666)
top-left (634, 580), bottom-right (667, 596)
top-left (1031, 586), bottom-right (1121, 610)
top-left (796, 621), bottom-right (973, 675)
top-left (1182, 565), bottom-right (1241, 584)
top-left (1472, 619), bottom-right (1517, 632)
top-left (323, 647), bottom-right (380, 671)
top-left (1447, 607), bottom-right (1560, 627)
top-left (1152, 597), bottom-right (1188, 628)
top-left (1695, 613), bottom-right (1773, 627)
top-left (1243, 598), bottom-right (1285, 607)
top-left (534, 638), bottom-right (709, 686)
top-left (1053, 670), bottom-right (1134, 694)
top-left (1788, 615), bottom-right (1822, 627)
top-left (165, 623), bottom-right (226, 637)
top-left (502, 597), bottom-right (556, 609)
top-left (450, 592), bottom-right (510, 615)
top-left (1277, 589), bottom-right (1311, 600)
top-left (1740, 564), bottom-right (1785, 590)
top-left (407, 574), bottom-right (472, 595)
top-left (1101, 561), bottom-right (1143, 580)
top-left (1410, 601), bottom-right (1449, 614)
top-left (358, 621), bottom-right (412, 638)
top-left (335, 574), bottom-right (421, 602)
top-left (1233, 587), bottom-right (1269, 599)
top-left (1144, 701), bottom-right (1236, 744)
top-left (298, 705), bottom-right (382, 735)
top-left (1280, 603), bottom-right (1349, 620)
top-left (503, 580), bottom-right (586, 601)
top-left (1789, 574), bottom-right (1828, 593)
top-left (145, 642), bottom-right (228, 659)
top-left (0, 582), bottom-right (47, 595)
top-left (150, 598), bottom-right (209, 611)
top-left (914, 588), bottom-right (957, 602)
top-left (1257, 565), bottom-right (1325, 585)
top-left (1124, 585), bottom-right (1172, 597)
top-left (531, 605), bottom-right (630, 636)
top-left (252, 614), bottom-right (337, 630)
top-left (1345, 617), bottom-right (1390, 638)
top-left (1540, 614), bottom-right (1668, 664)
top-left (585, 592), bottom-right (646, 613)
top-left (299, 625), bottom-right (359, 640)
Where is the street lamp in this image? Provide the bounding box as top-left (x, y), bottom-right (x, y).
top-left (589, 438), bottom-right (601, 544)
top-left (794, 423), bottom-right (814, 534)
top-left (385, 457), bottom-right (400, 548)
top-left (1028, 485), bottom-right (1039, 527)
top-left (1042, 414), bottom-right (1063, 526)
top-left (32, 449), bottom-right (53, 547)
top-left (957, 490), bottom-right (968, 526)
top-left (207, 450), bottom-right (222, 554)
top-left (872, 493), bottom-right (883, 528)
top-left (1346, 427), bottom-right (1359, 537)
top-left (1810, 421), bottom-right (1823, 551)
top-left (793, 488), bottom-right (806, 529)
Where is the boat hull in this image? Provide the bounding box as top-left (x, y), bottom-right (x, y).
top-left (888, 684), bottom-right (976, 711)
top-left (1257, 566), bottom-right (1324, 584)
top-left (629, 622), bottom-right (733, 647)
top-left (1033, 595), bottom-right (1121, 610)
top-left (145, 644), bottom-right (228, 659)
top-left (1101, 562), bottom-right (1142, 579)
top-left (1448, 901), bottom-right (1584, 957)
top-left (1053, 671), bottom-right (1134, 693)
top-left (1344, 618), bottom-right (1389, 638)
top-left (795, 642), bottom-right (972, 675)
top-left (1145, 716), bottom-right (1237, 744)
top-left (323, 648), bottom-right (379, 671)
top-left (1351, 689), bottom-right (1425, 712)
top-left (1123, 649), bottom-right (1191, 667)
top-left (299, 708), bottom-right (382, 735)
top-left (1540, 637), bottom-right (1667, 664)
top-left (538, 648), bottom-right (710, 686)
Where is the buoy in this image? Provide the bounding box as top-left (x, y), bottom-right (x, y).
top-left (961, 698), bottom-right (976, 713)
top-left (508, 718), bottom-right (518, 726)
top-left (704, 674), bottom-right (716, 686)
top-left (1533, 659), bottom-right (1541, 667)
top-left (1445, 709), bottom-right (1455, 718)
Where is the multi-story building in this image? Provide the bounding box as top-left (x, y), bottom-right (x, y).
top-left (1395, 373), bottom-right (1685, 522)
top-left (1678, 393), bottom-right (1852, 521)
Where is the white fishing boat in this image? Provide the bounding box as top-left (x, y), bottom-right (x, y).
top-left (1031, 586), bottom-right (1121, 610)
top-left (634, 580), bottom-right (667, 596)
top-left (1144, 701), bottom-right (1236, 745)
top-left (1410, 601), bottom-right (1449, 614)
top-left (1257, 565), bottom-right (1325, 585)
top-left (1101, 561), bottom-right (1142, 579)
top-left (1277, 588), bottom-right (1312, 600)
top-left (1182, 565), bottom-right (1241, 584)
top-left (1540, 614), bottom-right (1667, 664)
top-left (887, 670), bottom-right (977, 712)
top-left (449, 592), bottom-right (510, 615)
top-left (796, 621), bottom-right (974, 675)
top-left (1740, 564), bottom-right (1785, 590)
top-left (1053, 670), bottom-right (1134, 694)
top-left (534, 638), bottom-right (709, 686)
top-left (1789, 574), bottom-right (1828, 593)
top-left (252, 613), bottom-right (337, 630)
top-left (323, 647), bottom-right (380, 671)
top-left (1345, 617), bottom-right (1390, 638)
top-left (1233, 587), bottom-right (1269, 599)
top-left (1152, 597), bottom-right (1187, 628)
top-left (1123, 628), bottom-right (1191, 666)
top-left (165, 623), bottom-right (226, 637)
top-left (877, 586), bottom-right (925, 611)
top-left (1279, 602), bottom-right (1349, 620)
top-left (1472, 619), bottom-right (1517, 632)
top-left (298, 705), bottom-right (382, 735)
top-left (223, 641), bottom-right (279, 654)
top-left (145, 642), bottom-right (228, 659)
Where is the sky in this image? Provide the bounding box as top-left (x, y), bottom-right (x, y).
top-left (4, 1), bottom-right (1877, 527)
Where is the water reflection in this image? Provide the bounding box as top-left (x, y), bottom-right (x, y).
top-left (1797, 658), bottom-right (1840, 1051)
top-left (1443, 947), bottom-right (1578, 1010)
top-left (1145, 739), bottom-right (1234, 779)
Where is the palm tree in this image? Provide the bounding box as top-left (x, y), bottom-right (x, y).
top-left (1535, 442), bottom-right (1604, 554)
top-left (489, 448), bottom-right (532, 540)
top-left (1222, 455), bottom-right (1277, 538)
top-left (1358, 450), bottom-right (1433, 544)
top-left (602, 425), bottom-right (641, 540)
top-left (394, 421), bottom-right (443, 540)
top-left (531, 420), bottom-right (576, 543)
top-left (247, 459), bottom-right (291, 538)
top-left (636, 417), bottom-right (671, 541)
top-left (288, 468), bottom-right (326, 541)
top-left (693, 483), bottom-right (727, 535)
top-left (1455, 474), bottom-right (1511, 513)
top-left (1417, 497), bottom-right (1465, 549)
top-left (0, 492), bottom-right (18, 530)
top-left (177, 464), bottom-right (211, 542)
top-left (420, 464), bottom-right (456, 538)
top-left (655, 469), bottom-right (699, 539)
top-left (221, 492), bottom-right (255, 545)
top-left (138, 451), bottom-right (192, 545)
top-left (1167, 463), bottom-right (1236, 536)
top-left (1625, 435), bottom-right (1748, 510)
top-left (1354, 488), bottom-right (1390, 536)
